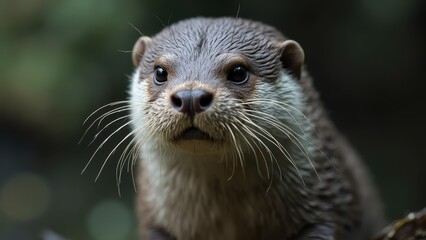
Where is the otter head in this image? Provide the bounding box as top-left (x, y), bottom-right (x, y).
top-left (130, 18), bottom-right (306, 162)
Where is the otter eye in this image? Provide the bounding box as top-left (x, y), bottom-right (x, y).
top-left (228, 66), bottom-right (248, 84)
top-left (154, 66), bottom-right (168, 85)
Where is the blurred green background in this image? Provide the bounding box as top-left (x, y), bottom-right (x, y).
top-left (0, 0), bottom-right (425, 239)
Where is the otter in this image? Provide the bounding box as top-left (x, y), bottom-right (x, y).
top-left (129, 17), bottom-right (385, 240)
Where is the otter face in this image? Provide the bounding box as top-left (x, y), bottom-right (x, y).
top-left (130, 52), bottom-right (258, 153)
top-left (130, 18), bottom-right (306, 157)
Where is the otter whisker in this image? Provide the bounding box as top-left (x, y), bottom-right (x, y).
top-left (240, 121), bottom-right (284, 179)
top-left (240, 114), bottom-right (290, 161)
top-left (229, 3), bottom-right (241, 49)
top-left (89, 114), bottom-right (131, 146)
top-left (128, 22), bottom-right (145, 36)
top-left (246, 98), bottom-right (314, 132)
top-left (242, 100), bottom-right (306, 135)
top-left (233, 114), bottom-right (282, 193)
top-left (129, 136), bottom-right (144, 192)
top-left (119, 132), bottom-right (146, 194)
top-left (117, 122), bottom-right (146, 179)
top-left (237, 114), bottom-right (307, 184)
top-left (247, 100), bottom-right (334, 172)
top-left (248, 98), bottom-right (311, 123)
top-left (253, 98), bottom-right (323, 138)
top-left (244, 111), bottom-right (312, 163)
top-left (82, 120), bottom-right (134, 175)
top-left (243, 109), bottom-right (314, 160)
top-left (236, 114), bottom-right (280, 192)
top-left (130, 128), bottom-right (156, 175)
top-left (115, 126), bottom-right (138, 192)
top-left (79, 101), bottom-right (131, 144)
top-left (96, 106), bottom-right (132, 130)
top-left (116, 133), bottom-right (138, 193)
top-left (118, 124), bottom-right (155, 194)
top-left (243, 111), bottom-right (313, 164)
top-left (226, 148), bottom-right (237, 181)
top-left (218, 123), bottom-right (236, 181)
top-left (229, 121), bottom-right (267, 179)
top-left (244, 109), bottom-right (305, 138)
top-left (226, 124), bottom-right (245, 177)
top-left (230, 120), bottom-right (272, 179)
top-left (82, 100), bottom-right (131, 126)
top-left (244, 111), bottom-right (320, 180)
top-left (95, 125), bottom-right (142, 182)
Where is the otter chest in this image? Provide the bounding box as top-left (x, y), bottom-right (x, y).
top-left (145, 160), bottom-right (301, 240)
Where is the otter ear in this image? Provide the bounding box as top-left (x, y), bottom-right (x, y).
top-left (132, 36), bottom-right (152, 67)
top-left (279, 40), bottom-right (304, 79)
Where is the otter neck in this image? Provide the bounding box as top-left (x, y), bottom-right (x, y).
top-left (141, 137), bottom-right (317, 188)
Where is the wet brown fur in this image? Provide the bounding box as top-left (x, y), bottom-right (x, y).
top-left (130, 17), bottom-right (385, 240)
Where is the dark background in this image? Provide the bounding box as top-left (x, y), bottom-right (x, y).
top-left (0, 0), bottom-right (425, 239)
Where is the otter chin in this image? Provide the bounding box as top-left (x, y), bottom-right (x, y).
top-left (174, 127), bottom-right (214, 141)
top-left (171, 126), bottom-right (220, 152)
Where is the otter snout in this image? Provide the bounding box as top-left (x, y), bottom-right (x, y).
top-left (170, 89), bottom-right (214, 116)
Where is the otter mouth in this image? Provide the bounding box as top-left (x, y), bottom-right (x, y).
top-left (174, 127), bottom-right (214, 141)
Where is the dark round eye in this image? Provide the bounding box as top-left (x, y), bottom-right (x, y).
top-left (228, 66), bottom-right (248, 84)
top-left (154, 66), bottom-right (168, 85)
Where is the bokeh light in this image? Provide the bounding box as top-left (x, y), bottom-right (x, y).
top-left (87, 199), bottom-right (133, 240)
top-left (0, 173), bottom-right (50, 221)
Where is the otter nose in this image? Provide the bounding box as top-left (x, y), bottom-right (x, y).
top-left (171, 89), bottom-right (213, 116)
